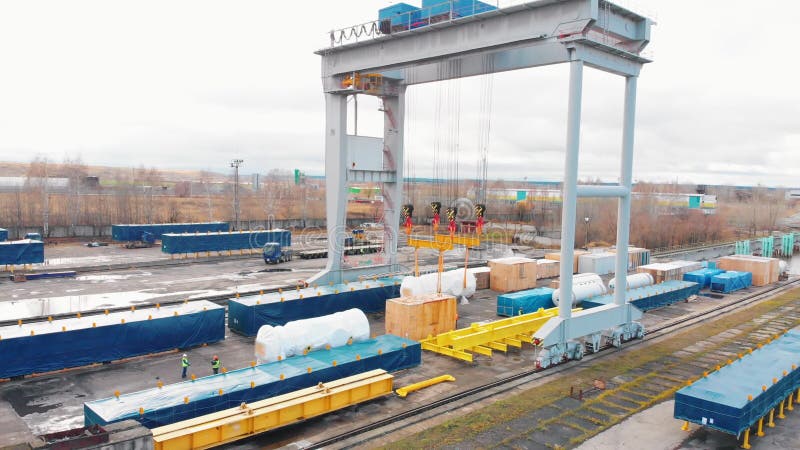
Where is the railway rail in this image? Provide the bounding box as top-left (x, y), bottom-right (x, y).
top-left (302, 277), bottom-right (800, 450)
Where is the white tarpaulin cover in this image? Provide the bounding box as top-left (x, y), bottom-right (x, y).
top-left (254, 308), bottom-right (370, 363)
top-left (400, 269), bottom-right (476, 299)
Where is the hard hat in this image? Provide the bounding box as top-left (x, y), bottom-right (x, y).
top-left (183, 353), bottom-right (187, 357)
top-left (213, 355), bottom-right (218, 360)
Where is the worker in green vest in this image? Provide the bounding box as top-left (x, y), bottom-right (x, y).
top-left (181, 353), bottom-right (190, 378)
top-left (211, 355), bottom-right (221, 374)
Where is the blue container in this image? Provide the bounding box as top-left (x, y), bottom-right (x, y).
top-left (581, 280), bottom-right (700, 312)
top-left (160, 229), bottom-right (291, 254)
top-left (228, 278), bottom-right (402, 336)
top-left (84, 334), bottom-right (421, 428)
top-left (111, 222), bottom-right (229, 242)
top-left (683, 268), bottom-right (725, 289)
top-left (710, 271), bottom-right (752, 294)
top-left (497, 287), bottom-right (555, 317)
top-left (0, 239), bottom-right (44, 265)
top-left (421, 0), bottom-right (496, 19)
top-left (379, 3), bottom-right (419, 27)
top-left (675, 328), bottom-right (800, 436)
top-left (0, 301), bottom-right (224, 379)
top-left (0, 228), bottom-right (8, 241)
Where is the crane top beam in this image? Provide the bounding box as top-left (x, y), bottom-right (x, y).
top-left (317, 0), bottom-right (652, 93)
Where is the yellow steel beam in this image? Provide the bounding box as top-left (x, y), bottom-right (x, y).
top-left (503, 337), bottom-right (523, 348)
top-left (420, 341), bottom-right (474, 362)
top-left (407, 236), bottom-right (452, 251)
top-left (433, 234), bottom-right (480, 247)
top-left (486, 341), bottom-right (508, 352)
top-left (471, 345), bottom-right (493, 357)
top-left (152, 370), bottom-right (393, 450)
top-left (396, 375), bottom-right (456, 398)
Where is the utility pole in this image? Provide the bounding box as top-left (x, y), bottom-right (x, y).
top-left (231, 159), bottom-right (243, 231)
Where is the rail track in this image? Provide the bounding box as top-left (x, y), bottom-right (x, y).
top-left (303, 277), bottom-right (800, 450)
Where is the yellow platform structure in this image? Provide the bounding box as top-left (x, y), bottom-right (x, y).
top-left (152, 369), bottom-right (393, 450)
top-left (407, 234), bottom-right (480, 291)
top-left (420, 307), bottom-right (579, 362)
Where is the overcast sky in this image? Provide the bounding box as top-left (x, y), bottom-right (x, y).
top-left (0, 1), bottom-right (797, 187)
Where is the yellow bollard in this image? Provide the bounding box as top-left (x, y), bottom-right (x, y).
top-left (741, 427), bottom-right (751, 449)
top-left (788, 393), bottom-right (795, 411)
top-left (778, 400), bottom-right (785, 419)
top-left (768, 408), bottom-right (775, 428)
top-left (757, 417), bottom-right (764, 437)
top-left (681, 421), bottom-right (690, 432)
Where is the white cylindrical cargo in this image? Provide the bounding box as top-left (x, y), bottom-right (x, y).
top-left (609, 273), bottom-right (654, 291)
top-left (400, 269), bottom-right (476, 298)
top-left (779, 260), bottom-right (788, 274)
top-left (552, 280), bottom-right (607, 307)
top-left (571, 273), bottom-right (603, 286)
top-left (254, 308), bottom-right (370, 363)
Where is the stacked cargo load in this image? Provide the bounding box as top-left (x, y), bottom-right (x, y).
top-left (578, 252), bottom-right (617, 275)
top-left (0, 239), bottom-right (44, 265)
top-left (161, 229), bottom-right (291, 254)
top-left (488, 257), bottom-right (537, 292)
top-left (716, 255), bottom-right (779, 286)
top-left (0, 301), bottom-right (224, 379)
top-left (710, 271), bottom-right (752, 293)
top-left (84, 334), bottom-right (421, 428)
top-left (610, 246), bottom-right (651, 269)
top-left (682, 268), bottom-right (726, 289)
top-left (637, 261), bottom-right (703, 283)
top-left (496, 287), bottom-right (555, 317)
top-left (536, 259), bottom-right (560, 279)
top-left (544, 250), bottom-right (589, 274)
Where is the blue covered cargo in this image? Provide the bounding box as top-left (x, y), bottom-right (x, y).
top-left (379, 2), bottom-right (418, 27)
top-left (229, 277), bottom-right (401, 336)
top-left (497, 287), bottom-right (555, 317)
top-left (0, 239), bottom-right (44, 265)
top-left (581, 280), bottom-right (700, 312)
top-left (710, 271), bottom-right (752, 293)
top-left (674, 327), bottom-right (800, 436)
top-left (84, 334), bottom-right (421, 428)
top-left (683, 268), bottom-right (725, 289)
top-left (111, 222), bottom-right (229, 242)
top-left (420, 0), bottom-right (497, 19)
top-left (0, 301), bottom-right (224, 379)
top-left (0, 228), bottom-right (7, 241)
top-left (160, 229), bottom-right (291, 254)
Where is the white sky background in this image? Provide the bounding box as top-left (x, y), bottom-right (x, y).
top-left (0, 0), bottom-right (798, 187)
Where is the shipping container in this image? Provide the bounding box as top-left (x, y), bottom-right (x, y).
top-left (0, 239), bottom-right (44, 265)
top-left (496, 287), bottom-right (555, 317)
top-left (0, 228), bottom-right (7, 241)
top-left (111, 222), bottom-right (229, 242)
top-left (84, 334), bottom-right (421, 428)
top-left (161, 229), bottom-right (291, 254)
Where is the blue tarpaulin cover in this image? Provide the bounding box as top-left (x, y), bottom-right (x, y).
top-left (674, 327), bottom-right (800, 436)
top-left (0, 228), bottom-right (7, 241)
top-left (0, 301), bottom-right (224, 379)
top-left (84, 334), bottom-right (421, 428)
top-left (582, 280), bottom-right (700, 312)
top-left (228, 277), bottom-right (402, 336)
top-left (161, 229), bottom-right (291, 254)
top-left (710, 271), bottom-right (752, 293)
top-left (497, 287), bottom-right (555, 317)
top-left (112, 222), bottom-right (229, 242)
top-left (0, 239), bottom-right (44, 265)
top-left (683, 268), bottom-right (726, 288)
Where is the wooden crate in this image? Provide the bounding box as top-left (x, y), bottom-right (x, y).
top-left (385, 294), bottom-right (457, 341)
top-left (536, 259), bottom-right (560, 279)
top-left (488, 257), bottom-right (537, 292)
top-left (717, 255), bottom-right (779, 286)
top-left (637, 261), bottom-right (702, 284)
top-left (544, 250), bottom-right (589, 273)
top-left (469, 267), bottom-right (491, 290)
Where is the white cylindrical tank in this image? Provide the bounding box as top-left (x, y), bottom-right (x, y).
top-left (400, 269), bottom-right (476, 299)
top-left (609, 273), bottom-right (654, 291)
top-left (254, 308), bottom-right (370, 363)
top-left (552, 280), bottom-right (607, 307)
top-left (571, 273), bottom-right (603, 286)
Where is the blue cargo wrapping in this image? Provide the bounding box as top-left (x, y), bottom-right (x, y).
top-left (581, 280), bottom-right (700, 312)
top-left (84, 334), bottom-right (421, 428)
top-left (0, 239), bottom-right (44, 265)
top-left (0, 228), bottom-right (7, 241)
top-left (420, 0), bottom-right (497, 19)
top-left (497, 287), bottom-right (555, 317)
top-left (674, 328), bottom-right (800, 436)
top-left (160, 229), bottom-right (291, 254)
top-left (379, 2), bottom-right (418, 26)
top-left (710, 271), bottom-right (752, 293)
top-left (228, 277), bottom-right (402, 336)
top-left (0, 301), bottom-right (224, 379)
top-left (683, 268), bottom-right (725, 289)
top-left (111, 222), bottom-right (229, 242)
top-left (22, 271), bottom-right (77, 280)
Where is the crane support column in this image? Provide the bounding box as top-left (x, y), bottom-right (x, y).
top-left (381, 87), bottom-right (406, 265)
top-left (614, 75), bottom-right (638, 306)
top-left (558, 55), bottom-right (584, 332)
top-left (321, 93), bottom-right (349, 283)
